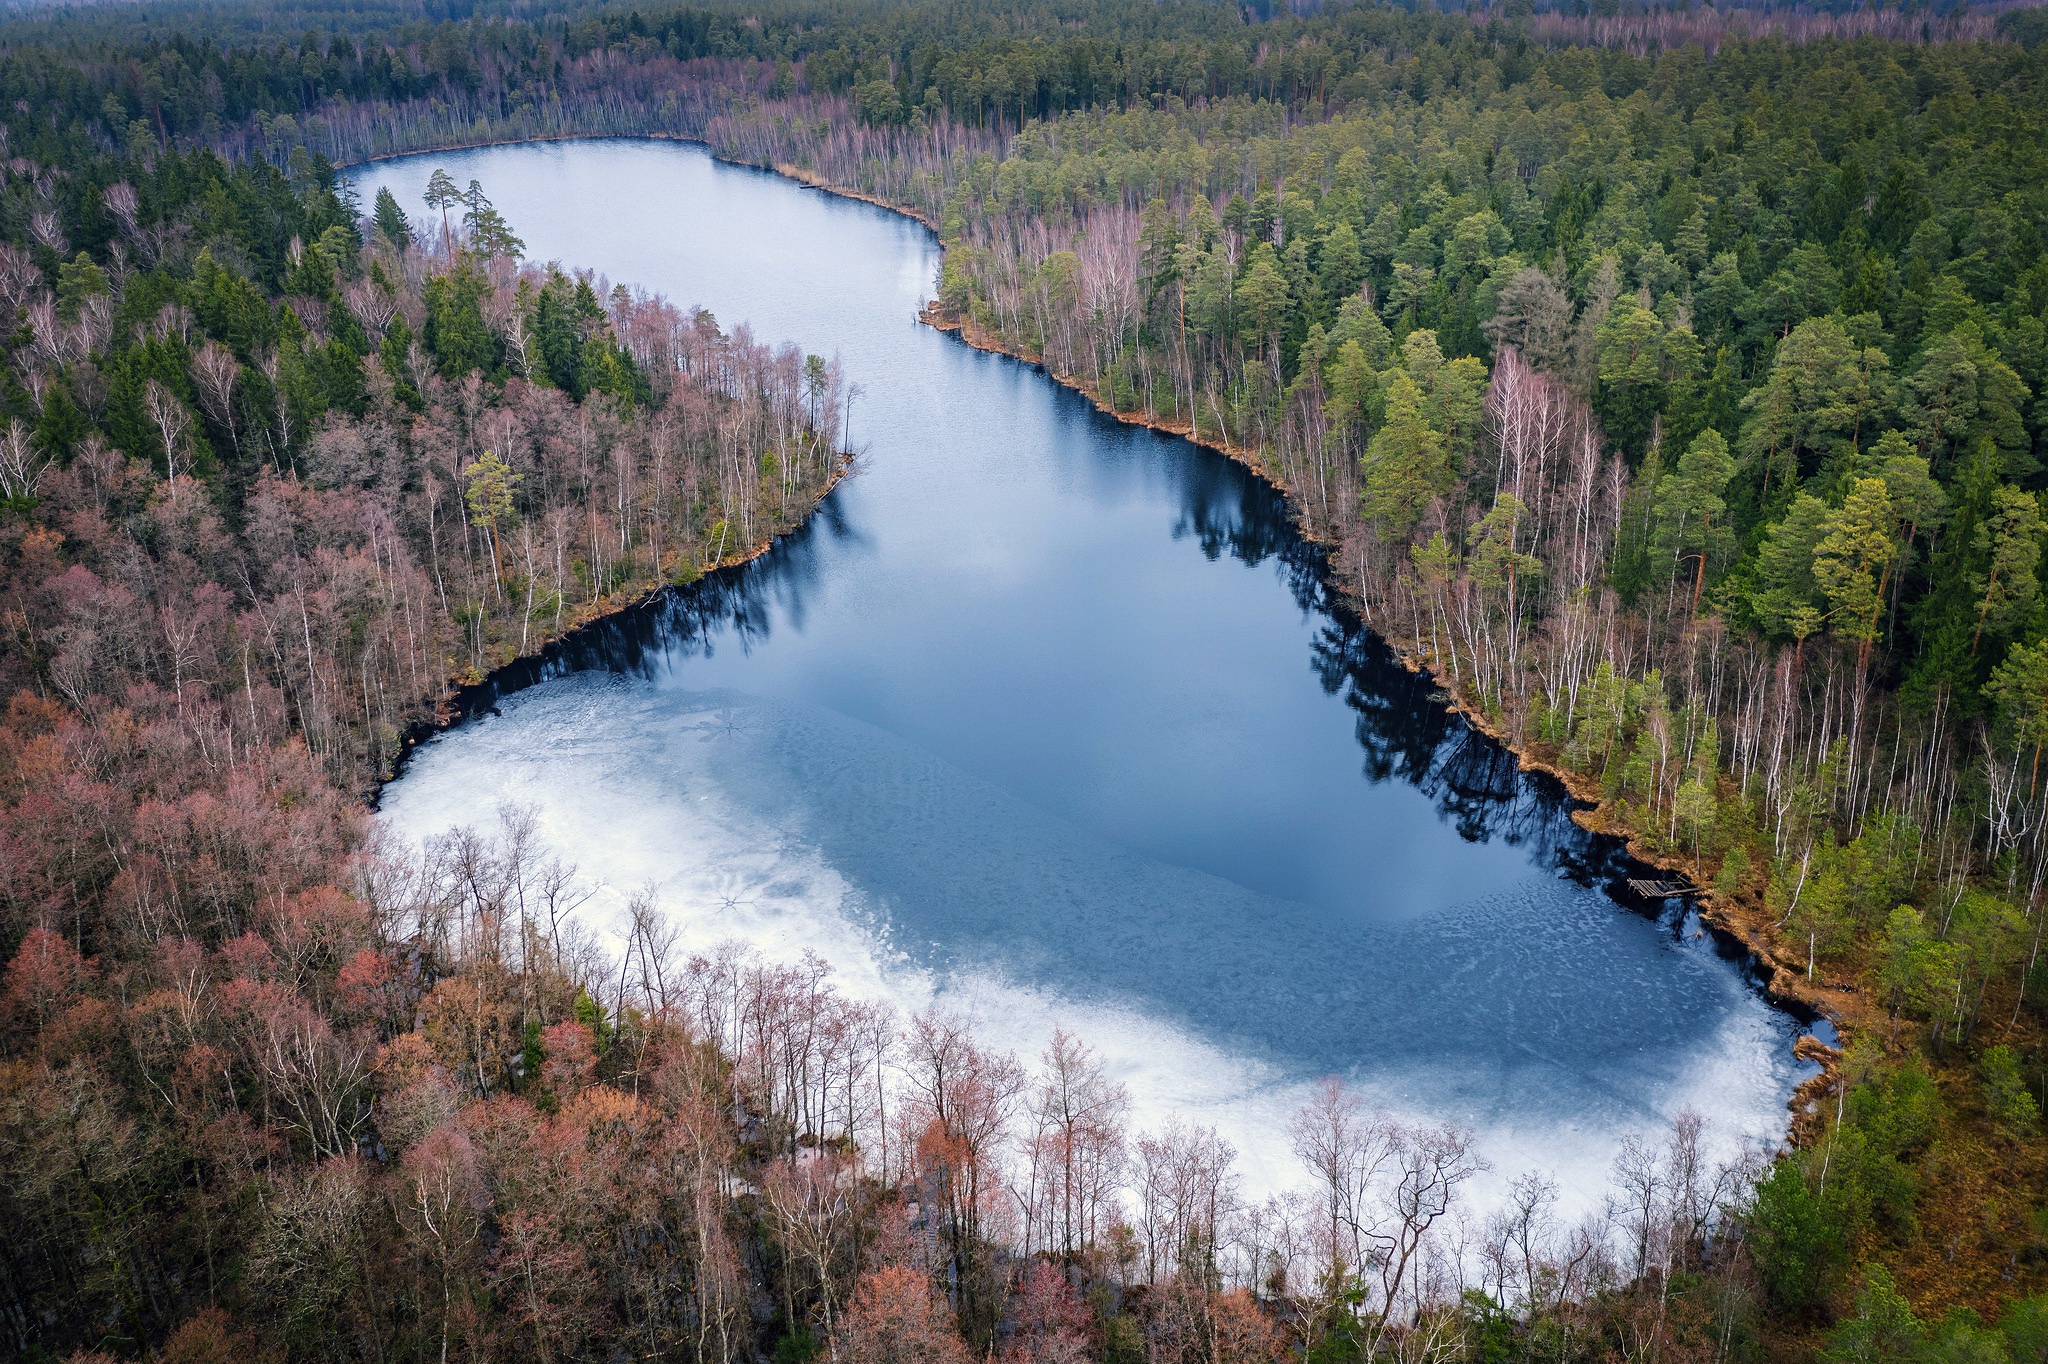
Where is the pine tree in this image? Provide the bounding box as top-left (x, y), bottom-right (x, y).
top-left (1813, 477), bottom-right (1899, 670)
top-left (1361, 371), bottom-right (1446, 538)
top-left (1747, 492), bottom-right (1832, 650)
top-left (373, 185), bottom-right (412, 248)
top-left (1971, 484), bottom-right (2047, 652)
top-left (463, 449), bottom-right (522, 590)
top-left (1651, 428), bottom-right (1738, 613)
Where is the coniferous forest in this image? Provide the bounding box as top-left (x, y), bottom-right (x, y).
top-left (7, 0), bottom-right (2048, 1361)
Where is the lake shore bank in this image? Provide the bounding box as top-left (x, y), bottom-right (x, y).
top-left (380, 452), bottom-right (856, 794)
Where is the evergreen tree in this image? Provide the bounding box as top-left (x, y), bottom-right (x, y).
top-left (1361, 371), bottom-right (1447, 537)
top-left (1813, 477), bottom-right (1899, 669)
top-left (1970, 485), bottom-right (2046, 652)
top-left (373, 185), bottom-right (411, 248)
top-left (1651, 428), bottom-right (1738, 614)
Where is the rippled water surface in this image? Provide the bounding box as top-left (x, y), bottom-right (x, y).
top-left (355, 140), bottom-right (1812, 1202)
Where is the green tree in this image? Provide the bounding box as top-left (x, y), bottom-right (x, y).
top-left (581, 330), bottom-right (645, 406)
top-left (463, 449), bottom-right (522, 588)
top-left (1980, 1045), bottom-right (2041, 1142)
top-left (1924, 1310), bottom-right (2015, 1364)
top-left (1874, 432), bottom-right (1948, 550)
top-left (1905, 326), bottom-right (2033, 479)
top-left (532, 270), bottom-right (596, 394)
top-left (1881, 906), bottom-right (1933, 1026)
top-left (1748, 493), bottom-right (1832, 649)
top-left (380, 312), bottom-right (420, 408)
top-left (56, 252), bottom-right (109, 318)
top-left (1138, 198), bottom-right (1182, 311)
top-left (1238, 243), bottom-right (1291, 349)
top-left (1881, 905), bottom-right (1967, 1049)
top-left (1331, 292), bottom-right (1392, 368)
top-left (1905, 328), bottom-right (1982, 468)
top-left (455, 180), bottom-right (523, 258)
top-left (1999, 1294), bottom-right (2048, 1361)
top-left (466, 205), bottom-right (524, 259)
top-left (372, 185), bottom-right (411, 248)
top-left (1593, 293), bottom-right (1667, 462)
top-left (1971, 486), bottom-right (2046, 652)
top-left (1361, 371), bottom-right (1446, 537)
top-left (1715, 844), bottom-right (1753, 900)
top-left (423, 167), bottom-right (460, 245)
top-left (1814, 477), bottom-right (1900, 668)
top-left (1323, 338), bottom-right (1379, 439)
top-left (191, 250), bottom-right (276, 354)
top-left (1317, 220), bottom-right (1363, 304)
top-left (1822, 1265), bottom-right (1926, 1364)
top-left (1391, 330), bottom-right (1485, 472)
top-left (1739, 317), bottom-right (1893, 511)
top-left (855, 77), bottom-right (902, 126)
top-left (1988, 640), bottom-right (2048, 796)
top-left (1651, 428), bottom-right (1738, 613)
top-left (423, 257), bottom-right (499, 380)
top-left (1468, 493), bottom-right (1541, 612)
top-left (1187, 246), bottom-right (1235, 341)
top-left (1694, 251), bottom-right (1750, 342)
top-left (1747, 1160), bottom-right (1848, 1316)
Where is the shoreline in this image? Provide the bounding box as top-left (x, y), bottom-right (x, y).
top-left (336, 130), bottom-right (946, 232)
top-left (352, 133), bottom-right (1845, 1139)
top-left (378, 453), bottom-right (856, 798)
top-left (917, 295), bottom-right (1848, 1137)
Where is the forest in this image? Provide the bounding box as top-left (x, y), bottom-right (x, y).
top-left (5, 0), bottom-right (2048, 1360)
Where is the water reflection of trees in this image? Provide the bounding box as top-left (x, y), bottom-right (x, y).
top-left (451, 482), bottom-right (846, 711)
top-left (1304, 616), bottom-right (1615, 883)
top-left (1168, 452), bottom-right (1317, 602)
top-left (1180, 452), bottom-right (1636, 897)
top-left (455, 410), bottom-right (1637, 900)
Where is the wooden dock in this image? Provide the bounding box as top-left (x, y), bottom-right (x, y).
top-left (1627, 878), bottom-right (1700, 898)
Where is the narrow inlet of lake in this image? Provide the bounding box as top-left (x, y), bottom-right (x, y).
top-left (356, 139), bottom-right (1816, 1207)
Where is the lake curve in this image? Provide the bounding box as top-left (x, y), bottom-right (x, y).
top-left (356, 139), bottom-right (1814, 1206)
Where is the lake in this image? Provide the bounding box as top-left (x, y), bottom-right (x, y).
top-left (356, 139), bottom-right (1814, 1205)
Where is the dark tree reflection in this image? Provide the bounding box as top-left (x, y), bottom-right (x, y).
top-left (428, 408), bottom-right (1684, 931)
top-left (421, 477), bottom-right (847, 737)
top-left (1152, 424), bottom-right (1675, 918)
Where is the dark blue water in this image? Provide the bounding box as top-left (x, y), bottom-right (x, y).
top-left (360, 141), bottom-right (1807, 1200)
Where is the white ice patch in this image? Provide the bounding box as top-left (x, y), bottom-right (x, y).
top-left (381, 677), bottom-right (1808, 1218)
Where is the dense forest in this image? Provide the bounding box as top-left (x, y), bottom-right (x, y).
top-left (7, 0), bottom-right (2048, 1360)
top-left (0, 99), bottom-right (856, 1364)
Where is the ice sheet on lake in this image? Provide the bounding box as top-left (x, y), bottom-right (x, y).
top-left (382, 675), bottom-right (1806, 1209)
